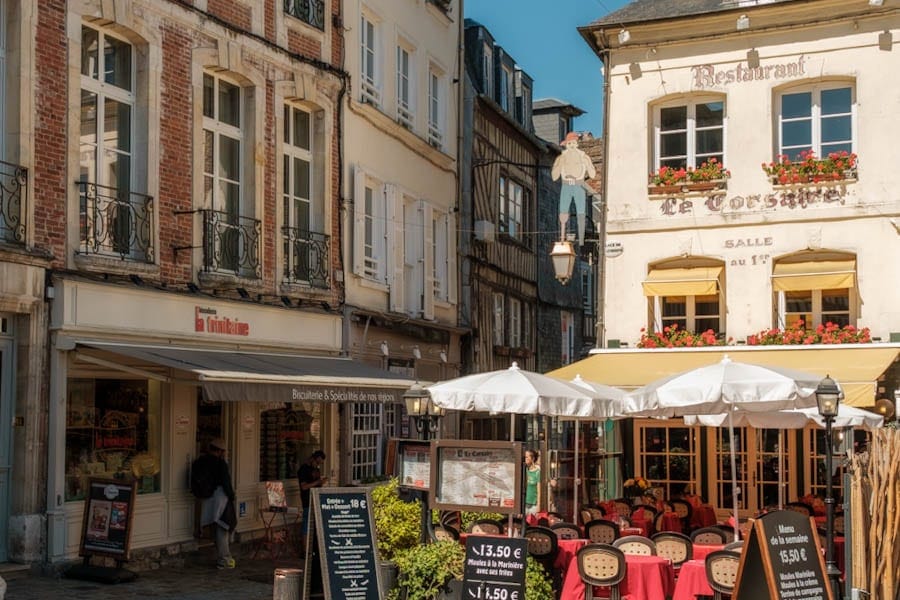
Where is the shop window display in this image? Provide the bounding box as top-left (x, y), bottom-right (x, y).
top-left (65, 378), bottom-right (161, 501)
top-left (259, 403), bottom-right (322, 481)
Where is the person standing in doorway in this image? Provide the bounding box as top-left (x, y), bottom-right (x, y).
top-left (524, 449), bottom-right (541, 516)
top-left (297, 450), bottom-right (328, 553)
top-left (192, 438), bottom-right (237, 569)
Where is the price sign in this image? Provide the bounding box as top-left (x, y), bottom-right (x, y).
top-left (462, 535), bottom-right (526, 600)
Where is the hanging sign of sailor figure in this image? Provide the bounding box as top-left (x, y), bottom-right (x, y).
top-left (551, 132), bottom-right (596, 245)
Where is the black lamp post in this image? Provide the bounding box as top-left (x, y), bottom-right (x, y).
top-left (815, 375), bottom-right (843, 598)
top-left (403, 382), bottom-right (444, 544)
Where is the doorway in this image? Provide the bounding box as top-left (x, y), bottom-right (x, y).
top-left (0, 316), bottom-right (14, 562)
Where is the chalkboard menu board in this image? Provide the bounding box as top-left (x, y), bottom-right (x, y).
top-left (462, 535), bottom-right (527, 600)
top-left (79, 478), bottom-right (137, 560)
top-left (303, 488), bottom-right (382, 600)
top-left (431, 440), bottom-right (522, 514)
top-left (733, 510), bottom-right (833, 600)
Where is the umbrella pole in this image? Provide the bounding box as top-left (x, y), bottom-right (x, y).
top-left (574, 422), bottom-right (580, 524)
top-left (729, 406), bottom-right (740, 539)
top-left (778, 428), bottom-right (785, 510)
top-left (510, 416), bottom-right (515, 537)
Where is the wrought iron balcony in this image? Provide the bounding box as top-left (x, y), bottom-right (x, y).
top-left (77, 181), bottom-right (154, 262)
top-left (0, 160), bottom-right (27, 245)
top-left (284, 0), bottom-right (325, 30)
top-left (282, 226), bottom-right (329, 288)
top-left (201, 209), bottom-right (261, 279)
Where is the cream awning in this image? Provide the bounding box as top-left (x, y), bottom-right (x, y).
top-left (547, 345), bottom-right (899, 408)
top-left (771, 260), bottom-right (856, 292)
top-left (642, 267), bottom-right (723, 297)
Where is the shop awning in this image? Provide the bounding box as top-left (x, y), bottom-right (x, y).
top-left (547, 345), bottom-right (899, 408)
top-left (641, 267), bottom-right (723, 296)
top-left (771, 260), bottom-right (856, 292)
top-left (75, 342), bottom-right (416, 404)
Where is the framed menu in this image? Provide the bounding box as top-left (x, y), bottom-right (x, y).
top-left (430, 440), bottom-right (522, 514)
top-left (397, 440), bottom-right (431, 491)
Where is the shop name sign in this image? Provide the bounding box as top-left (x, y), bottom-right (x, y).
top-left (291, 387), bottom-right (399, 402)
top-left (194, 306), bottom-right (250, 336)
top-left (660, 187), bottom-right (849, 216)
top-left (692, 56), bottom-right (806, 88)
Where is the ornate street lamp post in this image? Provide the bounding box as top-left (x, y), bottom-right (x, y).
top-left (403, 382), bottom-right (444, 543)
top-left (815, 375), bottom-right (843, 598)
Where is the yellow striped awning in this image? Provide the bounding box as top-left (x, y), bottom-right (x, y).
top-left (641, 267), bottom-right (723, 297)
top-left (547, 345), bottom-right (899, 408)
top-left (772, 260), bottom-right (855, 292)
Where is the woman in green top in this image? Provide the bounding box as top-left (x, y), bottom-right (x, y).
top-left (524, 449), bottom-right (540, 515)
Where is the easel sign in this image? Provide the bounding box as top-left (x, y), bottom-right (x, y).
top-left (302, 487), bottom-right (382, 600)
top-left (733, 510), bottom-right (833, 600)
top-left (79, 478), bottom-right (137, 560)
top-left (430, 440), bottom-right (522, 514)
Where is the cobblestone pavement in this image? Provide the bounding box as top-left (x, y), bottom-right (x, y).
top-left (4, 543), bottom-right (304, 600)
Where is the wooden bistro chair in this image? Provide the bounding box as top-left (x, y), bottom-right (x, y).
top-left (668, 498), bottom-right (694, 533)
top-left (833, 513), bottom-right (845, 535)
top-left (705, 550), bottom-right (742, 600)
top-left (469, 519), bottom-right (502, 535)
top-left (551, 522), bottom-right (582, 540)
top-left (585, 519), bottom-right (620, 545)
top-left (431, 524), bottom-right (459, 543)
top-left (612, 498), bottom-right (633, 519)
top-left (613, 534), bottom-right (657, 556)
top-left (577, 543), bottom-right (627, 600)
top-left (652, 531), bottom-right (693, 570)
top-left (785, 501), bottom-right (814, 517)
top-left (691, 526), bottom-right (729, 545)
top-left (524, 526), bottom-right (559, 585)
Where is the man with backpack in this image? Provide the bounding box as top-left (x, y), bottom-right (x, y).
top-left (191, 438), bottom-right (237, 569)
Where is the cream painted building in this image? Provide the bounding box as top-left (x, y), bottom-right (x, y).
top-left (551, 0), bottom-right (900, 515)
top-left (341, 0), bottom-right (464, 446)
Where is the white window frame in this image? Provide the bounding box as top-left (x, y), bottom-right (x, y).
top-left (349, 402), bottom-right (382, 483)
top-left (653, 96), bottom-right (725, 170)
top-left (427, 63), bottom-right (444, 148)
top-left (360, 11), bottom-right (381, 106)
top-left (352, 166), bottom-right (388, 283)
top-left (396, 40), bottom-right (414, 128)
top-left (283, 103), bottom-right (324, 284)
top-left (777, 83), bottom-right (855, 160)
top-left (202, 72), bottom-right (244, 216)
top-left (509, 297), bottom-right (522, 348)
top-left (653, 294), bottom-right (722, 335)
top-left (778, 288), bottom-right (853, 330)
top-left (499, 177), bottom-right (525, 240)
top-left (499, 64), bottom-right (512, 112)
top-left (581, 266), bottom-right (594, 315)
top-left (492, 292), bottom-right (504, 346)
top-left (402, 195), bottom-right (428, 318)
top-left (560, 310), bottom-right (574, 364)
top-left (481, 41), bottom-right (493, 97)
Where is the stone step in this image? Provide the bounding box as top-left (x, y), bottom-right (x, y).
top-left (0, 563), bottom-right (32, 581)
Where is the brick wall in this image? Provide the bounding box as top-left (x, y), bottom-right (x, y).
top-left (206, 0), bottom-right (252, 31)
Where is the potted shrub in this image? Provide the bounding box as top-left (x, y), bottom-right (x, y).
top-left (372, 478), bottom-right (423, 595)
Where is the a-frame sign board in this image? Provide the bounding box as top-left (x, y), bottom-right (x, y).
top-left (302, 487), bottom-right (382, 600)
top-left (733, 510), bottom-right (833, 600)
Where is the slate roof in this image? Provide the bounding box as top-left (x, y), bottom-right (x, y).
top-left (533, 98), bottom-right (586, 116)
top-left (587, 0), bottom-right (798, 27)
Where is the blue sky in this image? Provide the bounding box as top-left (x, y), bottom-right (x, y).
top-left (464, 0), bottom-right (630, 136)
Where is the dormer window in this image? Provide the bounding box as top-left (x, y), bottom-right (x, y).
top-left (482, 41), bottom-right (493, 97)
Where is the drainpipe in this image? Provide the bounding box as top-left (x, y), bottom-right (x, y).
top-left (595, 49), bottom-right (611, 349)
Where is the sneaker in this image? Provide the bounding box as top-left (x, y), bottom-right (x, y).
top-left (226, 557), bottom-right (236, 569)
top-left (216, 558), bottom-right (236, 570)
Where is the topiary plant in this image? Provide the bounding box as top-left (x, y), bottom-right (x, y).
top-left (371, 478), bottom-right (422, 563)
top-left (390, 540), bottom-right (465, 600)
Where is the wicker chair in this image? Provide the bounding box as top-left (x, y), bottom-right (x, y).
top-left (692, 526), bottom-right (729, 545)
top-left (577, 543), bottom-right (627, 600)
top-left (785, 502), bottom-right (814, 516)
top-left (613, 535), bottom-right (657, 556)
top-left (668, 499), bottom-right (693, 533)
top-left (469, 519), bottom-right (502, 535)
top-left (585, 519), bottom-right (620, 544)
top-left (524, 526), bottom-right (559, 579)
top-left (705, 550), bottom-right (742, 600)
top-left (652, 531), bottom-right (693, 567)
top-left (551, 522), bottom-right (583, 540)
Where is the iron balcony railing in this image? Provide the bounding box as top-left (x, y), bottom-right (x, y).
top-left (77, 181), bottom-right (154, 262)
top-left (0, 160), bottom-right (27, 245)
top-left (282, 226), bottom-right (330, 288)
top-left (201, 209), bottom-right (261, 279)
top-left (284, 0), bottom-right (325, 30)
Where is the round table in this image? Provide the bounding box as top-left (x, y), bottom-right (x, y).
top-left (692, 543), bottom-right (725, 561)
top-left (672, 559), bottom-right (714, 600)
top-left (560, 551), bottom-right (675, 600)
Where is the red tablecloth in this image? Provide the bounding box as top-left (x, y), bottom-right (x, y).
top-left (630, 508), bottom-right (653, 537)
top-left (672, 560), bottom-right (713, 600)
top-left (560, 553), bottom-right (675, 600)
top-left (692, 543), bottom-right (725, 562)
top-left (658, 511), bottom-right (683, 533)
top-left (691, 504), bottom-right (718, 528)
top-left (554, 538), bottom-right (588, 571)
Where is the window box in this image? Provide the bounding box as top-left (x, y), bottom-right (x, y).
top-left (493, 345), bottom-right (510, 356)
top-left (763, 151), bottom-right (858, 187)
top-left (648, 180), bottom-right (727, 196)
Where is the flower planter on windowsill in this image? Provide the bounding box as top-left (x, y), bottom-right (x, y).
top-left (647, 180), bottom-right (727, 196)
top-left (769, 170), bottom-right (858, 188)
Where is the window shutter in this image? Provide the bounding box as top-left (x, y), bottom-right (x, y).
top-left (352, 165), bottom-right (367, 277)
top-left (387, 184), bottom-right (404, 311)
top-left (423, 201), bottom-right (434, 320)
top-left (446, 212), bottom-right (458, 304)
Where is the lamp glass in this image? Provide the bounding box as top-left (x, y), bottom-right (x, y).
top-left (403, 383), bottom-right (430, 416)
top-left (551, 241), bottom-right (576, 283)
top-left (815, 375), bottom-right (842, 418)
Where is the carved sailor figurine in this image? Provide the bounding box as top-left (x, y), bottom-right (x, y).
top-left (551, 131), bottom-right (596, 245)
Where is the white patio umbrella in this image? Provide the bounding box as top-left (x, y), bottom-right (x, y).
top-left (684, 404), bottom-right (881, 509)
top-left (427, 363), bottom-right (627, 523)
top-left (626, 355), bottom-right (823, 535)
